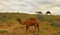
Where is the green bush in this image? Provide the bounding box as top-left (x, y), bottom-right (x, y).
top-left (0, 30), bottom-right (8, 33)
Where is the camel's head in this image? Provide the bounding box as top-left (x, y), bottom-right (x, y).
top-left (17, 18), bottom-right (22, 24)
top-left (17, 18), bottom-right (25, 25)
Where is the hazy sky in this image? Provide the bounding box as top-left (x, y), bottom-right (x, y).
top-left (0, 0), bottom-right (60, 15)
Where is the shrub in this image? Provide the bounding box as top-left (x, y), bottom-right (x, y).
top-left (0, 30), bottom-right (8, 33)
top-left (50, 20), bottom-right (60, 28)
top-left (57, 30), bottom-right (60, 34)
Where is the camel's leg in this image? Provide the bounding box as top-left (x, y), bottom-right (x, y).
top-left (34, 25), bottom-right (37, 32)
top-left (37, 23), bottom-right (39, 32)
top-left (34, 24), bottom-right (39, 32)
top-left (26, 25), bottom-right (29, 32)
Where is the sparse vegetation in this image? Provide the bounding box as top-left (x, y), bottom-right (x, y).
top-left (0, 13), bottom-right (60, 35)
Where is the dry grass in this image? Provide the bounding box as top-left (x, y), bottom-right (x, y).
top-left (0, 13), bottom-right (60, 35)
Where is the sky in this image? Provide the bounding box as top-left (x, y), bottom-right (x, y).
top-left (0, 0), bottom-right (60, 15)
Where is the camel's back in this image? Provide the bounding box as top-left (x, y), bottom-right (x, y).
top-left (24, 18), bottom-right (38, 25)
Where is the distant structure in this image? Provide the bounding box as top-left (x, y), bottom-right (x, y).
top-left (36, 11), bottom-right (42, 15)
top-left (46, 11), bottom-right (51, 15)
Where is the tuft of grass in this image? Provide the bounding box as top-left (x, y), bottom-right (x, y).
top-left (43, 24), bottom-right (49, 30)
top-left (0, 30), bottom-right (8, 33)
top-left (53, 29), bottom-right (60, 35)
top-left (56, 29), bottom-right (60, 34)
top-left (34, 29), bottom-right (44, 35)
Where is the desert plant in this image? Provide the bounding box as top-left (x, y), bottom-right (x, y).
top-left (54, 29), bottom-right (60, 35)
top-left (50, 20), bottom-right (60, 28)
top-left (0, 15), bottom-right (7, 22)
top-left (0, 30), bottom-right (8, 33)
top-left (57, 30), bottom-right (60, 34)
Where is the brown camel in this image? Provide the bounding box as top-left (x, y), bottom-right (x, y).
top-left (17, 18), bottom-right (39, 32)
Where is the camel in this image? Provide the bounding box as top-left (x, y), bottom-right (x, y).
top-left (16, 18), bottom-right (39, 32)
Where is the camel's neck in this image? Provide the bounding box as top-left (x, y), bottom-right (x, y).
top-left (19, 20), bottom-right (26, 25)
